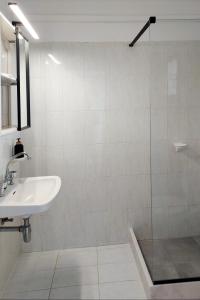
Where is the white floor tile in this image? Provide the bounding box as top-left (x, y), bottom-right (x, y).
top-left (57, 247), bottom-right (97, 268)
top-left (3, 289), bottom-right (50, 299)
top-left (50, 285), bottom-right (99, 299)
top-left (2, 244), bottom-right (146, 300)
top-left (11, 251), bottom-right (58, 275)
top-left (98, 244), bottom-right (134, 265)
top-left (5, 270), bottom-right (54, 293)
top-left (99, 281), bottom-right (146, 299)
top-left (99, 262), bottom-right (139, 283)
top-left (52, 266), bottom-right (98, 288)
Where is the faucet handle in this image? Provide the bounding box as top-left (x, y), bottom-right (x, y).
top-left (7, 170), bottom-right (17, 185)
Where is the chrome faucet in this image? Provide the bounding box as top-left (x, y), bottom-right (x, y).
top-left (0, 152), bottom-right (31, 197)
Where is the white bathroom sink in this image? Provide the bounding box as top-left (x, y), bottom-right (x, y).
top-left (0, 176), bottom-right (61, 218)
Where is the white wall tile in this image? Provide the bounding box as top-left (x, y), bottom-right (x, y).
top-left (84, 211), bottom-right (111, 245)
top-left (29, 46), bottom-right (42, 78)
top-left (152, 174), bottom-right (169, 208)
top-left (187, 141), bottom-right (200, 174)
top-left (168, 206), bottom-right (189, 238)
top-left (30, 78), bottom-right (45, 113)
top-left (64, 111), bottom-right (87, 145)
top-left (167, 108), bottom-right (188, 140)
top-left (83, 177), bottom-right (111, 212)
top-left (45, 76), bottom-right (64, 112)
top-left (152, 207), bottom-right (169, 239)
top-left (46, 112), bottom-right (65, 146)
top-left (188, 205), bottom-right (200, 236)
top-left (127, 208), bottom-right (152, 240)
top-left (151, 109), bottom-right (167, 140)
top-left (167, 174), bottom-right (188, 206)
top-left (126, 175), bottom-right (151, 209)
top-left (188, 172), bottom-right (200, 205)
top-left (151, 140), bottom-right (169, 174)
top-left (63, 73), bottom-right (86, 111)
top-left (108, 73), bottom-right (135, 110)
top-left (108, 110), bottom-right (131, 143)
top-left (187, 108), bottom-right (200, 139)
top-left (64, 144), bottom-right (86, 180)
top-left (85, 72), bottom-right (108, 110)
top-left (126, 142), bottom-right (149, 175)
top-left (85, 144), bottom-right (110, 178)
top-left (45, 147), bottom-right (64, 178)
top-left (85, 111), bottom-right (109, 144)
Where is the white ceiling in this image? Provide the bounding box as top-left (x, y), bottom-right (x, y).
top-left (0, 0), bottom-right (200, 42)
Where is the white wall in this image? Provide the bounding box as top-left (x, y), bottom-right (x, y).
top-left (21, 42), bottom-right (151, 251)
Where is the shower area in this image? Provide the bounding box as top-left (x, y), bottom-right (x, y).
top-left (134, 17), bottom-right (200, 285)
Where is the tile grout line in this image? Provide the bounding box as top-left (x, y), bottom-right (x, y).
top-left (48, 252), bottom-right (59, 300)
top-left (48, 280), bottom-right (141, 296)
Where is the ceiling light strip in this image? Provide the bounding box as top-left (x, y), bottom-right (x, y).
top-left (8, 2), bottom-right (39, 39)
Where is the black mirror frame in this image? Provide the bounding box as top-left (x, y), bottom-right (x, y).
top-left (15, 28), bottom-right (31, 131)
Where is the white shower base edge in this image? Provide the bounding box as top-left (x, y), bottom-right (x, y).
top-left (129, 228), bottom-right (200, 299)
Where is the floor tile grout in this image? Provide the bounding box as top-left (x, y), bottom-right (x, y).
top-left (3, 287), bottom-right (51, 297)
top-left (99, 279), bottom-right (139, 285)
top-left (50, 283), bottom-right (100, 290)
top-left (48, 280), bottom-right (140, 292)
top-left (55, 264), bottom-right (99, 270)
top-left (48, 253), bottom-right (59, 300)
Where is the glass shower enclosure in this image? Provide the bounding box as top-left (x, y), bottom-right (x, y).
top-left (135, 19), bottom-right (200, 284)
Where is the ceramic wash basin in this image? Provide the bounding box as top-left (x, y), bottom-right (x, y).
top-left (0, 176), bottom-right (61, 218)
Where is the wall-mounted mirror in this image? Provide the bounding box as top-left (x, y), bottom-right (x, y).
top-left (16, 30), bottom-right (31, 130)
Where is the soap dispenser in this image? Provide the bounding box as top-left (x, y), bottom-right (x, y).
top-left (14, 138), bottom-right (24, 158)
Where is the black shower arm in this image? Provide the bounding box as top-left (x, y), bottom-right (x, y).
top-left (129, 16), bottom-right (156, 47)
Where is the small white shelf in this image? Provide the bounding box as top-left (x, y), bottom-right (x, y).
top-left (1, 73), bottom-right (17, 86)
top-left (174, 142), bottom-right (188, 152)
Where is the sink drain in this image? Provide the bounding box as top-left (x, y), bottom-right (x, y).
top-left (0, 217), bottom-right (31, 243)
